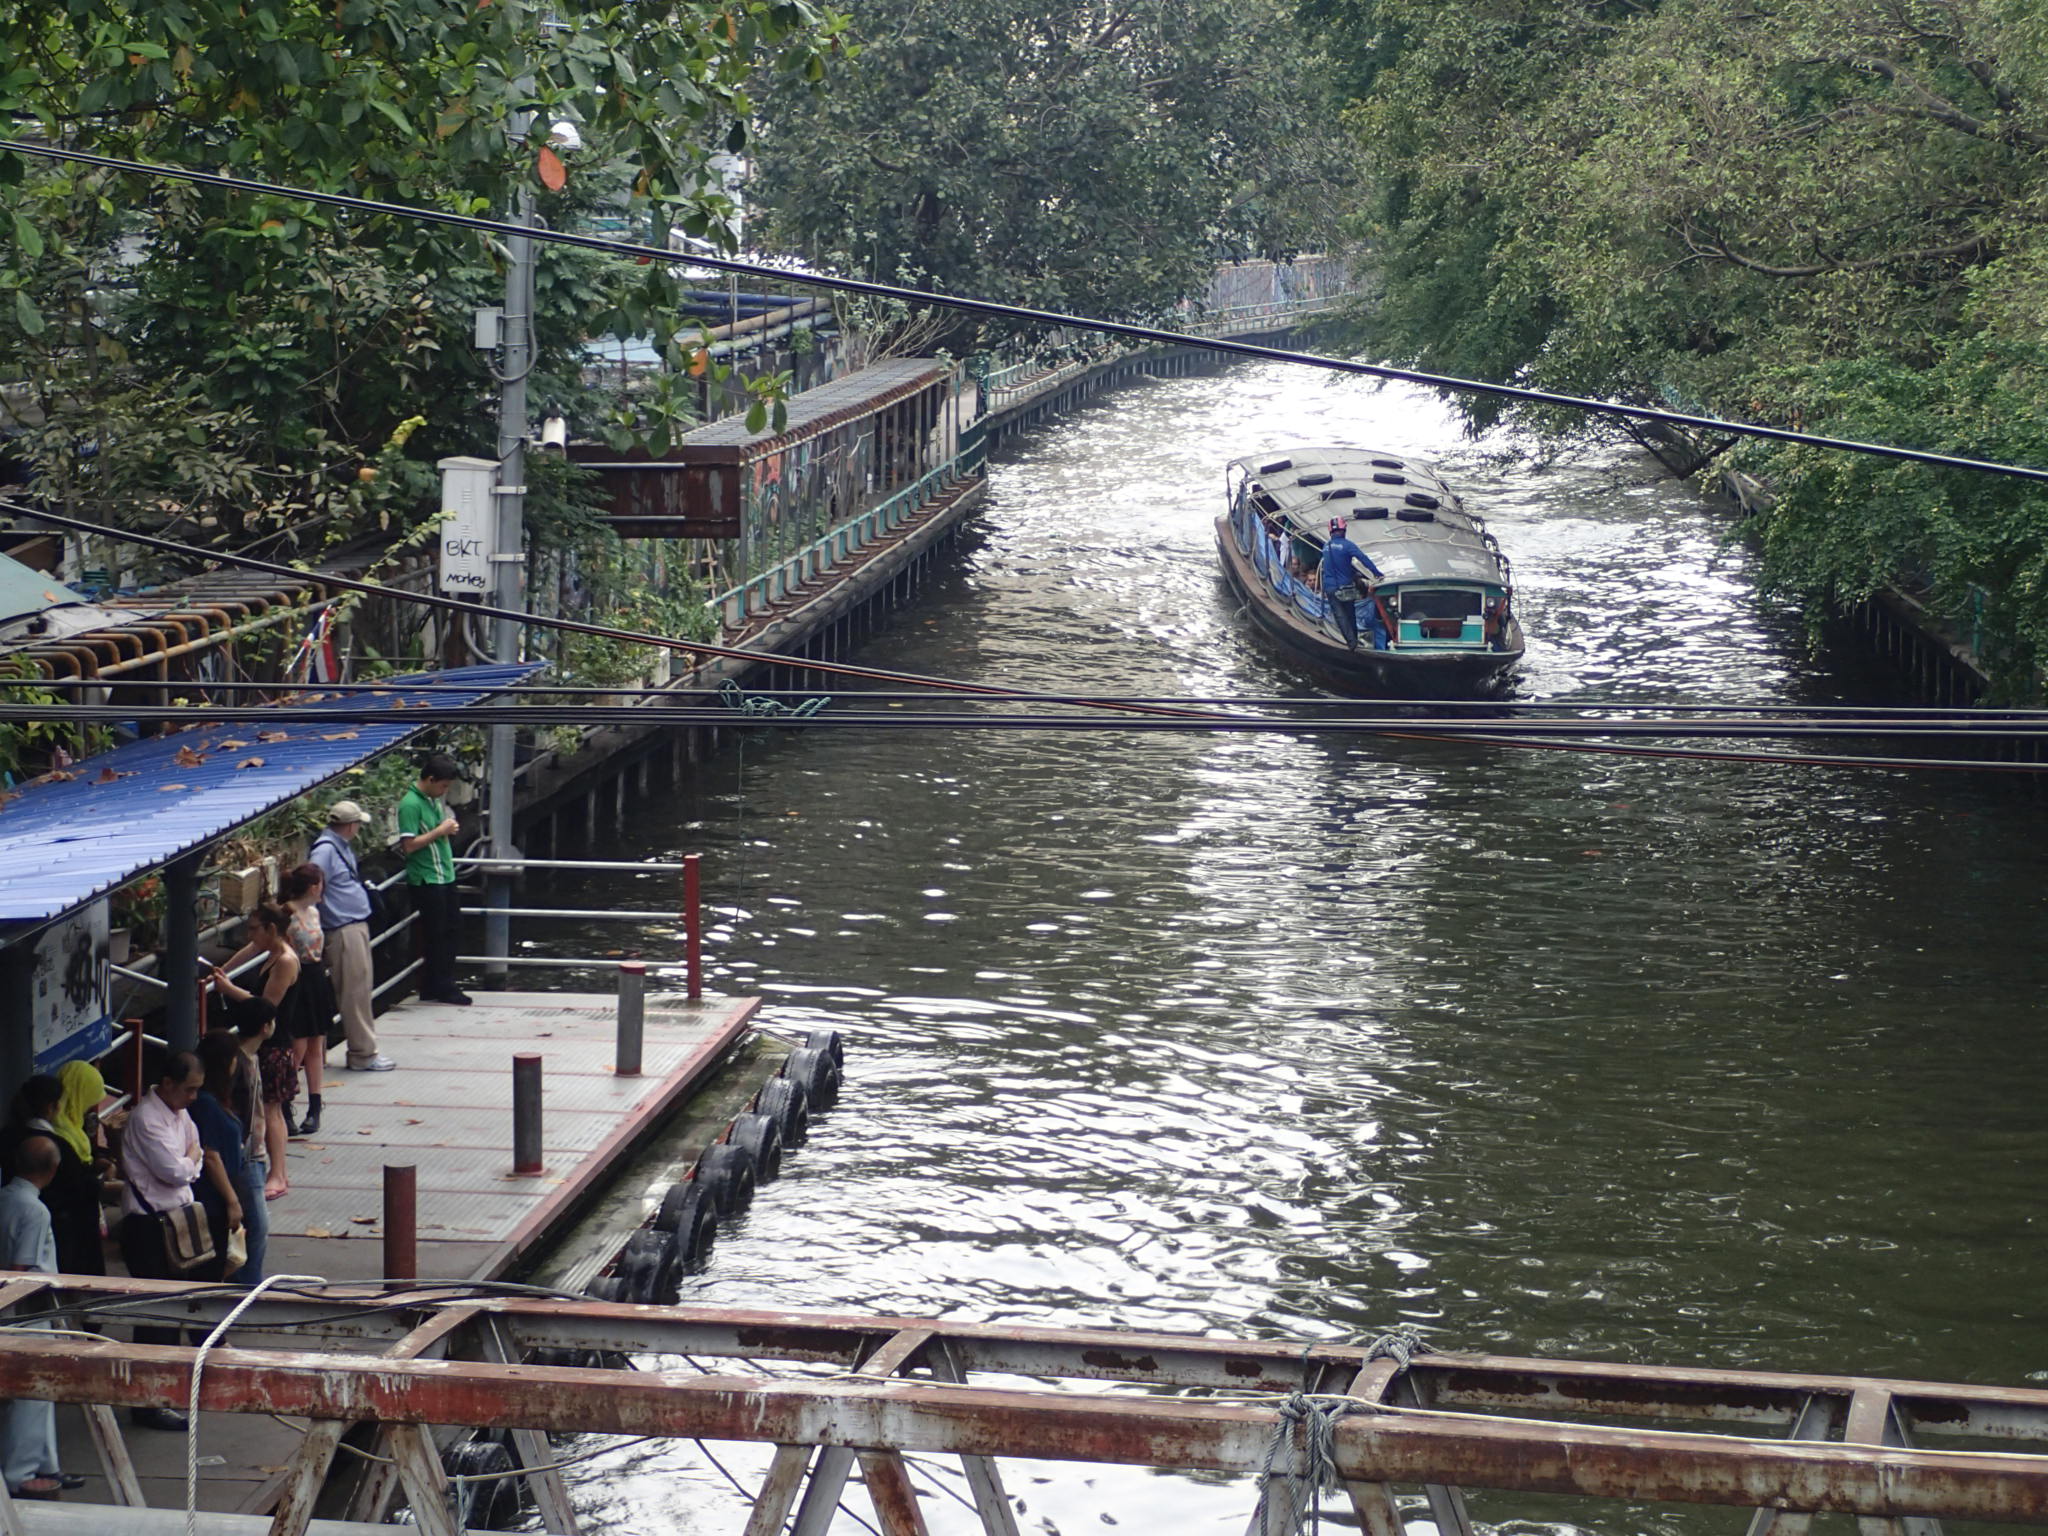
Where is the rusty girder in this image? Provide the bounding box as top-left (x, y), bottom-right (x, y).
top-left (1, 1276), bottom-right (2044, 1527)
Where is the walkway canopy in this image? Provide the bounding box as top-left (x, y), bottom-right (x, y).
top-left (0, 663), bottom-right (538, 932)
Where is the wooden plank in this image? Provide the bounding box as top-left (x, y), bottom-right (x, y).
top-left (929, 1342), bottom-right (1019, 1536)
top-left (478, 1318), bottom-right (578, 1535)
top-left (266, 1418), bottom-right (346, 1536)
top-left (742, 1445), bottom-right (815, 1536)
top-left (1341, 1359), bottom-right (1406, 1536)
top-left (858, 1449), bottom-right (931, 1536)
top-left (83, 1402), bottom-right (146, 1508)
top-left (789, 1446), bottom-right (856, 1536)
top-left (387, 1423), bottom-right (458, 1536)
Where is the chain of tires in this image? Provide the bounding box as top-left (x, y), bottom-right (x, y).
top-left (459, 1030), bottom-right (847, 1528)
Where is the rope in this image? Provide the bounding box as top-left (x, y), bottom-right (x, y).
top-left (186, 1272), bottom-right (325, 1536)
top-left (1365, 1330), bottom-right (1428, 1374)
top-left (717, 679), bottom-right (833, 726)
top-left (1251, 1393), bottom-right (1361, 1536)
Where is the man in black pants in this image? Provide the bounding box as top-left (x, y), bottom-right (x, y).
top-left (117, 1051), bottom-right (233, 1430)
top-left (397, 753), bottom-right (470, 1005)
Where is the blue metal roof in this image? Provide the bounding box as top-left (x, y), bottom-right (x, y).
top-left (0, 663), bottom-right (540, 926)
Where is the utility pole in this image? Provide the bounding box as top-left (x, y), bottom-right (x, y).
top-left (483, 18), bottom-right (537, 978)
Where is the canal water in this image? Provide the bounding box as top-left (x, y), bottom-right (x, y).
top-left (527, 363), bottom-right (2048, 1535)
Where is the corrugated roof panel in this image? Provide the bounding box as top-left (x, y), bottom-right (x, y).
top-left (0, 663), bottom-right (539, 925)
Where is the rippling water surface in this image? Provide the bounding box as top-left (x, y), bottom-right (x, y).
top-left (527, 364), bottom-right (2048, 1535)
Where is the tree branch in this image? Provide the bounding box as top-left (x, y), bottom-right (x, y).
top-left (1680, 218), bottom-right (1993, 277)
top-left (1846, 52), bottom-right (2048, 149)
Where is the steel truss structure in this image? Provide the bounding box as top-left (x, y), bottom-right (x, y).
top-left (0, 1276), bottom-right (2042, 1536)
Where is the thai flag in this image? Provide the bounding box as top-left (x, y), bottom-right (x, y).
top-left (291, 605), bottom-right (340, 684)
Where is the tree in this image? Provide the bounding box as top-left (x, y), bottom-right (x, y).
top-left (1309, 0), bottom-right (2048, 687)
top-left (0, 0), bottom-right (849, 563)
top-left (748, 0), bottom-right (1354, 343)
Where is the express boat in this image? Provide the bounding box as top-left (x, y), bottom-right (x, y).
top-left (1217, 446), bottom-right (1524, 695)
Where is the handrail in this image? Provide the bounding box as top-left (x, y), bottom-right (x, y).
top-left (710, 453), bottom-right (972, 625)
top-left (108, 963), bottom-right (167, 991)
top-left (451, 857), bottom-right (689, 874)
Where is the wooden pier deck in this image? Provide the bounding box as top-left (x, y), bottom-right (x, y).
top-left (55, 986), bottom-right (762, 1514)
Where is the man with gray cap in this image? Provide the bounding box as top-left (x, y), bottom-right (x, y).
top-left (308, 801), bottom-right (395, 1070)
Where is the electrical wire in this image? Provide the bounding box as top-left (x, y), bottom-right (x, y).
top-left (10, 500), bottom-right (2045, 780)
top-left (0, 499), bottom-right (1217, 722)
top-left (4, 138), bottom-right (2046, 485)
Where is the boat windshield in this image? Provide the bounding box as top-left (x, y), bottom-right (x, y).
top-left (1399, 588), bottom-right (1483, 618)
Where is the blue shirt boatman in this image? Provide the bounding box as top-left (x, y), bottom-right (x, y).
top-left (1319, 517), bottom-right (1387, 650)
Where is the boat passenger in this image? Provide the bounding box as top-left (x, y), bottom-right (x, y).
top-left (1319, 518), bottom-right (1387, 650)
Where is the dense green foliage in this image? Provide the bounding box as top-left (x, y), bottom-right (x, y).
top-left (0, 0), bottom-right (847, 564)
top-left (750, 0), bottom-right (1351, 340)
top-left (1312, 0), bottom-right (2048, 688)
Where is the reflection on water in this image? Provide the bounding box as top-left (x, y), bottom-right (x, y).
top-left (521, 365), bottom-right (2048, 1534)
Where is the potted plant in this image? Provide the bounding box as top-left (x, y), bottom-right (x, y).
top-left (109, 875), bottom-right (167, 958)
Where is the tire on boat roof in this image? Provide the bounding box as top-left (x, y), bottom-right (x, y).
top-left (1259, 458), bottom-right (1293, 474)
top-left (1397, 509), bottom-right (1436, 522)
top-left (1320, 487), bottom-right (1356, 501)
top-left (1371, 457), bottom-right (1404, 469)
top-left (756, 1076), bottom-right (811, 1146)
top-left (784, 1046), bottom-right (841, 1112)
top-left (1296, 471), bottom-right (1333, 486)
top-left (444, 1440), bottom-right (526, 1530)
top-left (1356, 506), bottom-right (1390, 520)
top-left (1372, 472), bottom-right (1405, 484)
top-left (730, 1111), bottom-right (784, 1183)
top-left (696, 1141), bottom-right (759, 1216)
top-left (804, 1028), bottom-right (846, 1067)
top-left (1404, 491), bottom-right (1440, 509)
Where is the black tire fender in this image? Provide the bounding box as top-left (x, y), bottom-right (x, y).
top-left (756, 1076), bottom-right (810, 1146)
top-left (729, 1111), bottom-right (784, 1182)
top-left (696, 1141), bottom-right (757, 1215)
top-left (784, 1046), bottom-right (840, 1112)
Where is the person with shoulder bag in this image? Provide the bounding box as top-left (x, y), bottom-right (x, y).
top-left (310, 801), bottom-right (397, 1070)
top-left (116, 1052), bottom-right (236, 1431)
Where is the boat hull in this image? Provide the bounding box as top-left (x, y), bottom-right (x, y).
top-left (1216, 517), bottom-right (1523, 697)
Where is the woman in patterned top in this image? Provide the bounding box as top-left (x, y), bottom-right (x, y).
top-left (276, 864), bottom-right (340, 1136)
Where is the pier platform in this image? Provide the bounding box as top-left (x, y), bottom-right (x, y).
top-left (55, 986), bottom-right (762, 1515)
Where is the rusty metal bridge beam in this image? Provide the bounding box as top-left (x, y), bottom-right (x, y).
top-left (25, 1280), bottom-right (2048, 1443)
top-left (1, 1337), bottom-right (2048, 1524)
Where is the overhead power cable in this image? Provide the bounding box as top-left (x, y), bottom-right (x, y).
top-left (0, 499), bottom-right (1213, 722)
top-left (12, 702), bottom-right (2048, 742)
top-left (24, 676), bottom-right (2048, 720)
top-left (4, 138), bottom-right (2048, 485)
top-left (8, 704), bottom-right (2046, 774)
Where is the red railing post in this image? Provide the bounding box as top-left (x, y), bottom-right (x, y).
top-left (383, 1165), bottom-right (417, 1281)
top-left (684, 852), bottom-right (702, 1002)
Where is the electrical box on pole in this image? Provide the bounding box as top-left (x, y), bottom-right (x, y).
top-left (436, 456), bottom-right (498, 595)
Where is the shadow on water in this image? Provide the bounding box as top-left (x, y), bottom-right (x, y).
top-left (508, 364), bottom-right (2048, 1536)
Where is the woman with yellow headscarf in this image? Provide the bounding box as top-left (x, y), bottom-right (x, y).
top-left (47, 1062), bottom-right (110, 1274)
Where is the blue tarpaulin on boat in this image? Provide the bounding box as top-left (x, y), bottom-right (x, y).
top-left (0, 663), bottom-right (539, 927)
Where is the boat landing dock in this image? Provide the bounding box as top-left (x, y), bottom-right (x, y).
top-left (64, 985), bottom-right (763, 1514)
top-left (262, 989), bottom-right (759, 1282)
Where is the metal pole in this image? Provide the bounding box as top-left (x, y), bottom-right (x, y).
top-left (615, 962), bottom-right (645, 1077)
top-left (684, 854), bottom-right (702, 1001)
top-left (484, 10), bottom-right (536, 978)
top-left (511, 1054), bottom-right (543, 1175)
top-left (161, 853), bottom-right (202, 1050)
top-left (383, 1165), bottom-right (417, 1281)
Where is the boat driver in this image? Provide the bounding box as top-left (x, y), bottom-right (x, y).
top-left (1320, 518), bottom-right (1387, 650)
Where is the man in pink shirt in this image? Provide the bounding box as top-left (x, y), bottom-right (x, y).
top-left (116, 1051), bottom-right (219, 1431)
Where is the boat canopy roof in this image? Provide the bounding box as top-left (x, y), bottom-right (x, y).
top-left (1231, 446), bottom-right (1508, 587)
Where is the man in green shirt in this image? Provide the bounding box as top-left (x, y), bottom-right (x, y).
top-left (396, 753), bottom-right (468, 1005)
